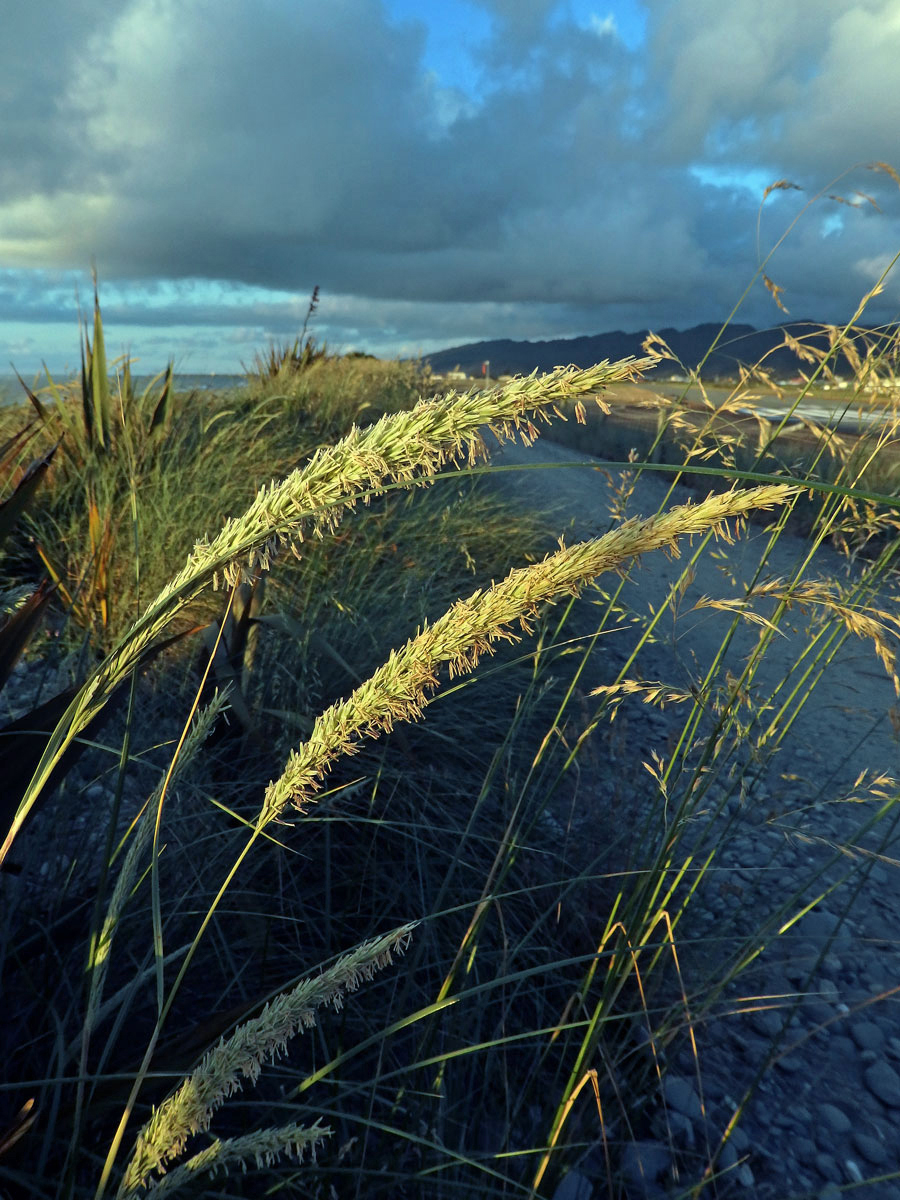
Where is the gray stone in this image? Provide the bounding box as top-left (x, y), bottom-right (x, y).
top-left (820, 952), bottom-right (843, 977)
top-left (851, 1020), bottom-right (886, 1051)
top-left (619, 1141), bottom-right (671, 1188)
top-left (729, 1125), bottom-right (750, 1153)
top-left (861, 913), bottom-right (896, 948)
top-left (804, 999), bottom-right (835, 1025)
top-left (852, 1130), bottom-right (888, 1166)
top-left (827, 1034), bottom-right (854, 1059)
top-left (696, 1064), bottom-right (729, 1100)
top-left (772, 1107), bottom-right (801, 1131)
top-left (816, 1122), bottom-right (842, 1153)
top-left (862, 960), bottom-right (889, 989)
top-left (785, 947), bottom-right (821, 983)
top-left (552, 1168), bottom-right (593, 1200)
top-left (749, 1007), bottom-right (785, 1038)
top-left (716, 1139), bottom-right (738, 1172)
top-left (816, 978), bottom-right (841, 1004)
top-left (735, 1161), bottom-right (755, 1187)
top-left (794, 1137), bottom-right (818, 1165)
top-left (801, 908), bottom-right (852, 948)
top-left (651, 1107), bottom-right (693, 1148)
top-left (843, 1159), bottom-right (865, 1184)
top-left (815, 1152), bottom-right (841, 1183)
top-left (816, 1103), bottom-right (851, 1135)
top-left (662, 1074), bottom-right (703, 1120)
top-left (864, 1060), bottom-right (900, 1108)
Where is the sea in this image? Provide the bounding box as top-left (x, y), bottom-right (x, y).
top-left (0, 373), bottom-right (247, 410)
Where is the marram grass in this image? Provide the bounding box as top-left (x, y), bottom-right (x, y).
top-left (4, 215), bottom-right (900, 1200)
top-left (98, 389), bottom-right (795, 1195)
top-left (82, 694), bottom-right (230, 1040)
top-left (118, 1123), bottom-right (330, 1198)
top-left (260, 482), bottom-right (799, 826)
top-left (1, 358), bottom-right (651, 870)
top-left (118, 924), bottom-right (414, 1195)
top-left (101, 480), bottom-right (799, 1192)
top-left (7, 305), bottom-right (890, 1197)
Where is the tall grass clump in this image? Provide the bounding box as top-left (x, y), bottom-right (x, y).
top-left (7, 328), bottom-right (750, 1196)
top-left (482, 164), bottom-right (900, 1194)
top-left (243, 285), bottom-right (431, 439)
top-left (3, 166), bottom-right (900, 1199)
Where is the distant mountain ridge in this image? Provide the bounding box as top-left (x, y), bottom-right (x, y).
top-left (422, 321), bottom-right (886, 380)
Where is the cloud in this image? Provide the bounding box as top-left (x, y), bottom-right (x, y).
top-left (1, 0), bottom-right (899, 371)
top-left (648, 0), bottom-right (900, 178)
top-left (587, 13), bottom-right (619, 39)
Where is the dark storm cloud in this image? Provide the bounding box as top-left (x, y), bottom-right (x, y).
top-left (0, 0), bottom-right (113, 195)
top-left (2, 0), bottom-right (899, 362)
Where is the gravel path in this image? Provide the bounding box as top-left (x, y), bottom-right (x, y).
top-left (482, 429), bottom-right (900, 1200)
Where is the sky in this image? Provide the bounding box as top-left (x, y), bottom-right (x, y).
top-left (2, 0), bottom-right (900, 375)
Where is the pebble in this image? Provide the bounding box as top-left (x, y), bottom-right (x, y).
top-left (815, 1152), bottom-right (842, 1183)
top-left (854, 1022), bottom-right (892, 1051)
top-left (803, 998), bottom-right (835, 1024)
top-left (794, 1136), bottom-right (818, 1165)
top-left (734, 1161), bottom-right (754, 1187)
top-left (661, 1074), bottom-right (703, 1121)
top-left (652, 1108), bottom-right (693, 1148)
top-left (853, 1131), bottom-right (889, 1166)
top-left (816, 1103), bottom-right (851, 1134)
top-left (551, 1168), bottom-right (592, 1200)
top-left (844, 1159), bottom-right (866, 1184)
top-left (716, 1138), bottom-right (738, 1172)
top-left (728, 1125), bottom-right (750, 1153)
top-left (817, 978), bottom-right (841, 1004)
top-left (619, 1141), bottom-right (671, 1189)
top-left (828, 1033), bottom-right (855, 1059)
top-left (801, 909), bottom-right (852, 947)
top-left (864, 1060), bottom-right (900, 1108)
top-left (749, 1007), bottom-right (784, 1037)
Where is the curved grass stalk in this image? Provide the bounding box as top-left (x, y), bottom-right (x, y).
top-left (119, 1122), bottom-right (330, 1198)
top-left (259, 483), bottom-right (799, 825)
top-left (0, 358), bottom-right (652, 871)
top-left (83, 695), bottom-right (229, 1031)
top-left (98, 482), bottom-right (797, 1194)
top-left (117, 924), bottom-right (414, 1195)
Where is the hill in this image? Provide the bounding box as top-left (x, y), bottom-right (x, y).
top-left (421, 321), bottom-right (877, 380)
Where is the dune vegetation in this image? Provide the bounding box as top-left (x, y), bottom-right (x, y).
top-left (3, 178), bottom-right (900, 1199)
